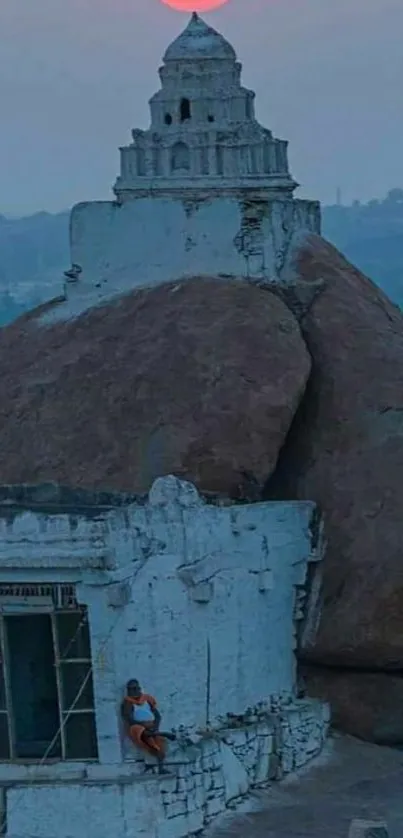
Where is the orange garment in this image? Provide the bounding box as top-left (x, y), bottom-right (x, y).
top-left (124, 694), bottom-right (166, 760)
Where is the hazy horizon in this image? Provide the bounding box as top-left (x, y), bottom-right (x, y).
top-left (1, 0), bottom-right (402, 215)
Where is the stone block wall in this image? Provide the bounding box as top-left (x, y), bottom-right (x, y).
top-left (6, 699), bottom-right (329, 838)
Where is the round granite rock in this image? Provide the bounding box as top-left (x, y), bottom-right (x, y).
top-left (301, 666), bottom-right (403, 746)
top-left (269, 234), bottom-right (403, 673)
top-left (0, 276), bottom-right (310, 497)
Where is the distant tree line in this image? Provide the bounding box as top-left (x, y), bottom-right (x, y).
top-left (322, 188), bottom-right (403, 308)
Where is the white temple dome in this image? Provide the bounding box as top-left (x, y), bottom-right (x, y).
top-left (112, 11), bottom-right (301, 201)
top-left (163, 12), bottom-right (236, 63)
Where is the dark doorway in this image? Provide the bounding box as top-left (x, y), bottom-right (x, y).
top-left (180, 98), bottom-right (191, 122)
top-left (6, 615), bottom-right (61, 759)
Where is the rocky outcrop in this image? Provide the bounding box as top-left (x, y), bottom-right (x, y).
top-left (301, 666), bottom-right (403, 746)
top-left (0, 277), bottom-right (310, 497)
top-left (266, 233), bottom-right (403, 740)
top-left (268, 234), bottom-right (403, 671)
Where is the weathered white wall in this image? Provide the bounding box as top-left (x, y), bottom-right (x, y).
top-left (102, 477), bottom-right (320, 734)
top-left (48, 195), bottom-right (320, 322)
top-left (6, 700), bottom-right (329, 838)
top-left (0, 477), bottom-right (327, 837)
top-left (0, 478), bottom-right (323, 764)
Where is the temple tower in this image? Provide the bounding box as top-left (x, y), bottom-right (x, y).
top-left (64, 14), bottom-right (321, 314)
top-left (114, 12), bottom-right (297, 201)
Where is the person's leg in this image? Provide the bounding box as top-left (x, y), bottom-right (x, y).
top-left (128, 725), bottom-right (173, 773)
top-left (128, 723), bottom-right (143, 748)
top-left (141, 731), bottom-right (170, 774)
top-left (142, 732), bottom-right (166, 758)
top-left (158, 730), bottom-right (176, 742)
top-left (128, 724), bottom-right (159, 758)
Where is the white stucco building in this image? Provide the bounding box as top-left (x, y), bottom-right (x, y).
top-left (0, 477), bottom-right (328, 838)
top-left (0, 16), bottom-right (330, 838)
top-left (62, 13), bottom-right (321, 316)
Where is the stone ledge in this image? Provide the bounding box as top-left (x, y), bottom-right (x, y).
top-left (0, 761), bottom-right (175, 788)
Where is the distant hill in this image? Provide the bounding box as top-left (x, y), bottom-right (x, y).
top-left (322, 189), bottom-right (403, 309)
top-left (0, 191), bottom-right (402, 326)
top-left (0, 211), bottom-right (69, 325)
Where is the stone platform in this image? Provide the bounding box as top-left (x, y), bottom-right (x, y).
top-left (5, 699), bottom-right (328, 838)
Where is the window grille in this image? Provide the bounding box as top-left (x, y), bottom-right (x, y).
top-left (0, 583), bottom-right (77, 609)
top-left (0, 585), bottom-right (97, 762)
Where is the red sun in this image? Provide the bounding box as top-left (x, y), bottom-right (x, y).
top-left (161, 0), bottom-right (229, 11)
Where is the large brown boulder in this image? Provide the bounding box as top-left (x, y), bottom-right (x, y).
top-left (301, 665), bottom-right (403, 746)
top-left (0, 277), bottom-right (310, 496)
top-left (268, 234), bottom-right (403, 671)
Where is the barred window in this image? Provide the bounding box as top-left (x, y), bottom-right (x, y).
top-left (0, 586), bottom-right (97, 762)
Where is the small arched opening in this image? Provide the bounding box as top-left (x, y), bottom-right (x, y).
top-left (180, 98), bottom-right (191, 122)
top-left (171, 141), bottom-right (190, 173)
top-left (164, 113), bottom-right (172, 126)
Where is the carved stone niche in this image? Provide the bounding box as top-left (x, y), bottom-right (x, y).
top-left (171, 141), bottom-right (191, 173)
top-left (189, 581), bottom-right (213, 603)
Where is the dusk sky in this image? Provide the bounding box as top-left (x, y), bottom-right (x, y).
top-left (0, 0), bottom-right (402, 215)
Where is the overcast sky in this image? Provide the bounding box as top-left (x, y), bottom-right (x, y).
top-left (0, 0), bottom-right (402, 215)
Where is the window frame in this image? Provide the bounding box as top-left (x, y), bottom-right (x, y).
top-left (0, 616), bottom-right (14, 760)
top-left (52, 610), bottom-right (97, 761)
top-left (0, 592), bottom-right (98, 763)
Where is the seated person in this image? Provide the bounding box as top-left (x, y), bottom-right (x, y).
top-left (121, 679), bottom-right (175, 774)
